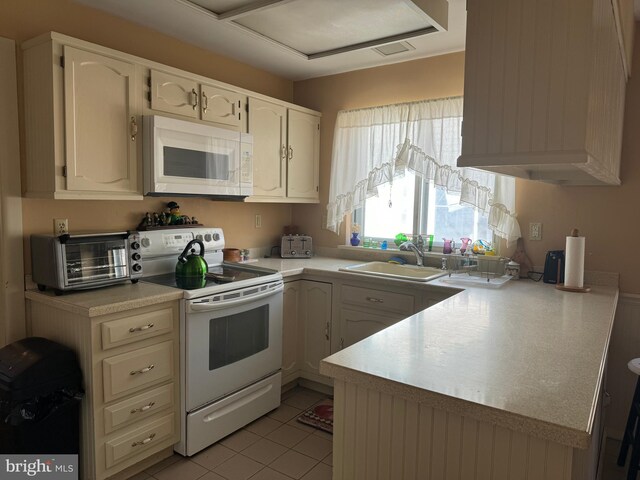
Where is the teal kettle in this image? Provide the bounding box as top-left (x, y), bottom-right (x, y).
top-left (176, 239), bottom-right (208, 289)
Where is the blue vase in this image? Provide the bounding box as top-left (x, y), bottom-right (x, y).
top-left (350, 233), bottom-right (360, 246)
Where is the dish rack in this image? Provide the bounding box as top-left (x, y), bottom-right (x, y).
top-left (442, 255), bottom-right (507, 280)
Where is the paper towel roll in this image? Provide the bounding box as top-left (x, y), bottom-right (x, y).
top-left (564, 236), bottom-right (585, 288)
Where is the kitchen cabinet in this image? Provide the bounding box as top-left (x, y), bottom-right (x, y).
top-left (337, 284), bottom-right (415, 349)
top-left (26, 296), bottom-right (180, 480)
top-left (247, 98), bottom-right (320, 203)
top-left (282, 279), bottom-right (332, 385)
top-left (22, 36), bottom-right (143, 200)
top-left (282, 281), bottom-right (302, 385)
top-left (149, 69), bottom-right (245, 130)
top-left (298, 280), bottom-right (332, 380)
top-left (458, 0), bottom-right (630, 185)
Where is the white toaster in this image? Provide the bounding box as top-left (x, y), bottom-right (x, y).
top-left (281, 235), bottom-right (312, 258)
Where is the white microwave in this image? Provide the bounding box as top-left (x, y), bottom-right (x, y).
top-left (143, 115), bottom-right (253, 198)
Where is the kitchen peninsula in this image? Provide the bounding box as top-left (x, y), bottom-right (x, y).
top-left (320, 277), bottom-right (618, 480)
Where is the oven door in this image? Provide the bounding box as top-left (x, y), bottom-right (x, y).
top-left (145, 115), bottom-right (243, 196)
top-left (61, 236), bottom-right (130, 287)
top-left (184, 281), bottom-right (283, 412)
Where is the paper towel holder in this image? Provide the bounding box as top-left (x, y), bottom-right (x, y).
top-left (555, 228), bottom-right (591, 293)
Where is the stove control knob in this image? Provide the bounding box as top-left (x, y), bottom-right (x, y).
top-left (131, 241), bottom-right (140, 250)
top-left (204, 233), bottom-right (212, 242)
top-left (141, 238), bottom-right (150, 248)
top-left (196, 234), bottom-right (203, 241)
top-left (132, 263), bottom-right (142, 272)
top-left (304, 250), bottom-right (311, 256)
top-left (212, 233), bottom-right (221, 241)
top-left (290, 250), bottom-right (297, 256)
top-left (132, 252), bottom-right (141, 261)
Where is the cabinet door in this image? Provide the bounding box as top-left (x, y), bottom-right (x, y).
top-left (282, 281), bottom-right (301, 383)
top-left (299, 280), bottom-right (332, 376)
top-left (63, 46), bottom-right (140, 194)
top-left (287, 109), bottom-right (320, 200)
top-left (248, 98), bottom-right (287, 198)
top-left (149, 70), bottom-right (198, 119)
top-left (201, 84), bottom-right (243, 128)
top-left (339, 308), bottom-right (404, 350)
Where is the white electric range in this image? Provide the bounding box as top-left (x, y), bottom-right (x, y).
top-left (139, 228), bottom-right (283, 456)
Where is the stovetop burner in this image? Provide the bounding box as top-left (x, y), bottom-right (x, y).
top-left (142, 263), bottom-right (279, 294)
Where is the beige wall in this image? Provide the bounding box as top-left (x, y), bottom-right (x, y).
top-left (293, 28), bottom-right (640, 294)
top-left (0, 0), bottom-right (295, 273)
top-left (292, 52), bottom-right (466, 247)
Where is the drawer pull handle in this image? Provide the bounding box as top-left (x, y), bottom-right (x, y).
top-left (130, 364), bottom-right (155, 376)
top-left (366, 296), bottom-right (384, 303)
top-left (130, 401), bottom-right (156, 414)
top-left (129, 323), bottom-right (154, 333)
top-left (131, 433), bottom-right (156, 447)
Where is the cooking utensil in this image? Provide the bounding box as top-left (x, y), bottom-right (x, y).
top-left (176, 239), bottom-right (208, 285)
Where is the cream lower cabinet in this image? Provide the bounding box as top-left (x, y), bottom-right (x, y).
top-left (148, 69), bottom-right (244, 130)
top-left (27, 299), bottom-right (180, 480)
top-left (282, 280), bottom-right (332, 385)
top-left (247, 98), bottom-right (320, 203)
top-left (337, 284), bottom-right (416, 350)
top-left (22, 34), bottom-right (143, 200)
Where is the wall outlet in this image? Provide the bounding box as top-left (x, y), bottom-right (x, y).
top-left (53, 218), bottom-right (69, 235)
top-left (529, 222), bottom-right (542, 241)
top-left (255, 214), bottom-right (262, 228)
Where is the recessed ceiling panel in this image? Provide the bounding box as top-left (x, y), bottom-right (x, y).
top-left (189, 0), bottom-right (256, 15)
top-left (234, 0), bottom-right (434, 56)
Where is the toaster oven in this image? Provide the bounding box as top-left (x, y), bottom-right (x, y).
top-left (281, 235), bottom-right (312, 258)
top-left (31, 232), bottom-right (143, 293)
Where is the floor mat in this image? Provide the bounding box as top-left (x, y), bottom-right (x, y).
top-left (297, 398), bottom-right (333, 434)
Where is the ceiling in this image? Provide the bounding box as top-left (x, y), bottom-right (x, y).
top-left (75, 0), bottom-right (467, 81)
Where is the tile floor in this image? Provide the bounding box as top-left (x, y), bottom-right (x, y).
top-left (130, 387), bottom-right (332, 480)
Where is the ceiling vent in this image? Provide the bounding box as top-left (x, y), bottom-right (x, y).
top-left (373, 41), bottom-right (415, 57)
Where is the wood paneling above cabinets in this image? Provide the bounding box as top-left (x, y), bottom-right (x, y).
top-left (458, 0), bottom-right (632, 186)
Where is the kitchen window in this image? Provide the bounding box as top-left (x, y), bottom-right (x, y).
top-left (327, 97), bottom-right (521, 247)
top-left (352, 173), bottom-right (491, 247)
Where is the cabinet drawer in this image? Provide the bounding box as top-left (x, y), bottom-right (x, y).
top-left (103, 383), bottom-right (174, 434)
top-left (103, 341), bottom-right (173, 402)
top-left (101, 307), bottom-right (173, 350)
top-left (341, 285), bottom-right (414, 316)
top-left (105, 413), bottom-right (175, 469)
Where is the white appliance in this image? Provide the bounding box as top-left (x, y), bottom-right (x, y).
top-left (143, 115), bottom-right (253, 198)
top-left (138, 228), bottom-right (282, 456)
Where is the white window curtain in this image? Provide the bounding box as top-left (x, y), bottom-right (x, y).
top-left (326, 96), bottom-right (521, 245)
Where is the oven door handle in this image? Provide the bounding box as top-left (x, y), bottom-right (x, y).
top-left (187, 283), bottom-right (283, 313)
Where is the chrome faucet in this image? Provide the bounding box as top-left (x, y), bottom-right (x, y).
top-left (400, 241), bottom-right (424, 266)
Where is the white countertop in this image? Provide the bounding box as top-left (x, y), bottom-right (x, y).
top-left (25, 282), bottom-right (184, 317)
top-left (24, 255), bottom-right (619, 449)
top-left (320, 275), bottom-right (619, 449)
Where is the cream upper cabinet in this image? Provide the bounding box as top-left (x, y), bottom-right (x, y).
top-left (22, 36), bottom-right (143, 200)
top-left (63, 46), bottom-right (139, 194)
top-left (287, 109), bottom-right (320, 200)
top-left (247, 99), bottom-right (320, 203)
top-left (149, 70), bottom-right (199, 119)
top-left (149, 70), bottom-right (244, 129)
top-left (458, 0), bottom-right (630, 185)
top-left (248, 97), bottom-right (287, 198)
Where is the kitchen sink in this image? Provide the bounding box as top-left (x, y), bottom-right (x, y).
top-left (339, 261), bottom-right (445, 282)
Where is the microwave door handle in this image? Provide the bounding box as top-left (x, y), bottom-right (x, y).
top-left (188, 284), bottom-right (284, 313)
